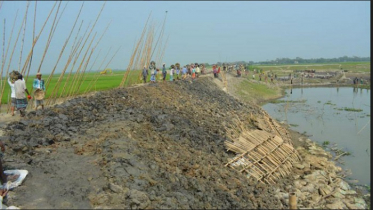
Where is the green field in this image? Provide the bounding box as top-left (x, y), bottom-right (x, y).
top-left (250, 62), bottom-right (370, 74)
top-left (0, 70), bottom-right (145, 104)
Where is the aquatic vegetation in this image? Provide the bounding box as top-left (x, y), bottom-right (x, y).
top-left (289, 124), bottom-right (299, 127)
top-left (325, 101), bottom-right (336, 106)
top-left (322, 141), bottom-right (330, 146)
top-left (334, 107), bottom-right (363, 112)
top-left (271, 99), bottom-right (307, 104)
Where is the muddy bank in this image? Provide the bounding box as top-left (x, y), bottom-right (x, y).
top-left (0, 76), bottom-right (369, 209)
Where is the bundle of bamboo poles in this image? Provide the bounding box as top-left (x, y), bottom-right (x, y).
top-left (119, 11), bottom-right (168, 87)
top-left (225, 129), bottom-right (302, 185)
top-left (1, 2), bottom-right (169, 110)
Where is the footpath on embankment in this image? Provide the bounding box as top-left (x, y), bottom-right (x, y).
top-left (0, 73), bottom-right (369, 209)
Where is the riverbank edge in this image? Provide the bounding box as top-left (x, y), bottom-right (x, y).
top-left (257, 83), bottom-right (371, 207)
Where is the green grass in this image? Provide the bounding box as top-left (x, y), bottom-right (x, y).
top-left (0, 70), bottom-right (146, 104)
top-left (235, 79), bottom-right (281, 104)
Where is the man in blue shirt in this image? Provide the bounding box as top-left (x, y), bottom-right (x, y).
top-left (33, 72), bottom-right (45, 110)
top-left (182, 66), bottom-right (187, 80)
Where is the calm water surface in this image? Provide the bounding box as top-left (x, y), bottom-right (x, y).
top-left (262, 87), bottom-right (370, 186)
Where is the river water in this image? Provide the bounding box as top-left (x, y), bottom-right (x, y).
top-left (262, 87), bottom-right (370, 187)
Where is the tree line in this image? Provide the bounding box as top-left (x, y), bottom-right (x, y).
top-left (214, 56), bottom-right (370, 66)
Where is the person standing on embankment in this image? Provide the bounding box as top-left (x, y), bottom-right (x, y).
top-left (33, 72), bottom-right (45, 111)
top-left (14, 75), bottom-right (31, 117)
top-left (142, 66), bottom-right (148, 83)
top-left (7, 77), bottom-right (17, 116)
top-left (162, 63), bottom-right (167, 82)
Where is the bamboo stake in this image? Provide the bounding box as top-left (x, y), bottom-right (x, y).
top-left (70, 19), bottom-right (84, 56)
top-left (66, 32), bottom-right (98, 98)
top-left (23, 1), bottom-right (37, 80)
top-left (18, 2), bottom-right (30, 72)
top-left (150, 11), bottom-right (167, 61)
top-left (21, 1), bottom-right (58, 77)
top-left (76, 21), bottom-right (111, 95)
top-left (58, 21), bottom-right (92, 98)
top-left (83, 46), bottom-right (111, 94)
top-left (1, 19), bottom-right (5, 93)
top-left (45, 2), bottom-right (84, 92)
top-left (0, 10), bottom-right (18, 95)
top-left (62, 2), bottom-right (105, 98)
top-left (47, 26), bottom-right (86, 105)
top-left (85, 46), bottom-right (121, 94)
top-left (1, 8), bottom-right (25, 107)
top-left (119, 12), bottom-right (152, 87)
top-left (36, 1), bottom-right (62, 74)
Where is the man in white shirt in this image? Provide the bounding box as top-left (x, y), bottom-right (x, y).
top-left (14, 75), bottom-right (31, 117)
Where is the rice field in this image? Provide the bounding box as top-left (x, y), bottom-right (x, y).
top-left (0, 70), bottom-right (139, 104)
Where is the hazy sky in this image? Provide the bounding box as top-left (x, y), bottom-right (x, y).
top-left (0, 1), bottom-right (370, 74)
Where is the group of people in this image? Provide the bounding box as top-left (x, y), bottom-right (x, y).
top-left (142, 62), bottom-right (206, 83)
top-left (7, 72), bottom-right (46, 117)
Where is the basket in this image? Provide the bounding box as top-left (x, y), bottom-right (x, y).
top-left (34, 89), bottom-right (45, 100)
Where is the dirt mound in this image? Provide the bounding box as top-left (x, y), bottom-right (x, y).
top-left (2, 77), bottom-right (291, 208)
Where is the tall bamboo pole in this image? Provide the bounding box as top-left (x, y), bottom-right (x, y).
top-left (85, 46), bottom-right (121, 93)
top-left (150, 11), bottom-right (167, 61)
top-left (60, 1), bottom-right (105, 98)
top-left (0, 10), bottom-right (18, 93)
top-left (20, 1), bottom-right (58, 77)
top-left (87, 48), bottom-right (101, 72)
top-left (1, 19), bottom-right (5, 93)
top-left (66, 32), bottom-right (97, 98)
top-left (122, 13), bottom-right (151, 84)
top-left (70, 19), bottom-right (84, 56)
top-left (45, 2), bottom-right (84, 92)
top-left (0, 5), bottom-right (29, 107)
top-left (83, 47), bottom-right (111, 94)
top-left (47, 22), bottom-right (87, 105)
top-left (58, 21), bottom-right (92, 98)
top-left (35, 1), bottom-right (62, 74)
top-left (24, 1), bottom-right (37, 81)
top-left (76, 21), bottom-right (111, 95)
top-left (18, 2), bottom-right (30, 72)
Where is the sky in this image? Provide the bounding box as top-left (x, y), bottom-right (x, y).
top-left (0, 1), bottom-right (370, 74)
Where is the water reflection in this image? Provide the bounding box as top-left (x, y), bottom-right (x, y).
top-left (262, 87), bottom-right (371, 186)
